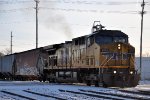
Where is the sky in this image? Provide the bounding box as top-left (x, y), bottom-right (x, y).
top-left (0, 0), bottom-right (150, 56)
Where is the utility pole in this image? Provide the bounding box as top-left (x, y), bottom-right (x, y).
top-left (35, 0), bottom-right (40, 48)
top-left (10, 31), bottom-right (13, 78)
top-left (140, 0), bottom-right (145, 75)
top-left (11, 31), bottom-right (13, 54)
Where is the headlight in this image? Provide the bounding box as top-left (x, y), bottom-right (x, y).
top-left (118, 44), bottom-right (121, 49)
top-left (113, 70), bottom-right (117, 74)
top-left (130, 71), bottom-right (133, 74)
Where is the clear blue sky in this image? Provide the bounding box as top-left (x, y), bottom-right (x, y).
top-left (0, 0), bottom-right (150, 56)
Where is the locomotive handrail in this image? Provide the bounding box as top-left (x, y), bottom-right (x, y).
top-left (98, 56), bottom-right (109, 75)
top-left (131, 56), bottom-right (140, 72)
top-left (100, 53), bottom-right (112, 66)
top-left (99, 55), bottom-right (114, 76)
top-left (100, 55), bottom-right (114, 68)
top-left (130, 56), bottom-right (135, 66)
top-left (98, 55), bottom-right (114, 83)
top-left (100, 57), bottom-right (108, 67)
top-left (130, 56), bottom-right (138, 69)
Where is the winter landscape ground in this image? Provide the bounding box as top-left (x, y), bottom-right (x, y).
top-left (0, 80), bottom-right (150, 100)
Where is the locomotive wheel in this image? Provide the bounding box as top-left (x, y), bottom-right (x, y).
top-left (43, 78), bottom-right (46, 82)
top-left (86, 80), bottom-right (91, 86)
top-left (39, 79), bottom-right (42, 82)
top-left (102, 81), bottom-right (107, 88)
top-left (94, 81), bottom-right (100, 87)
top-left (52, 78), bottom-right (57, 83)
top-left (48, 78), bottom-right (51, 83)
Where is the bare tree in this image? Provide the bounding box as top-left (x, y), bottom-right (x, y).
top-left (0, 52), bottom-right (4, 57)
top-left (145, 52), bottom-right (150, 57)
top-left (1, 48), bottom-right (12, 55)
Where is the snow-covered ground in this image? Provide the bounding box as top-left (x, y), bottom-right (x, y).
top-left (0, 81), bottom-right (150, 100)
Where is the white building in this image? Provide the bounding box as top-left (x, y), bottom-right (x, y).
top-left (135, 57), bottom-right (150, 80)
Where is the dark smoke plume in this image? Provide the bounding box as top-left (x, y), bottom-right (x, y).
top-left (44, 13), bottom-right (73, 40)
top-left (39, 1), bottom-right (73, 40)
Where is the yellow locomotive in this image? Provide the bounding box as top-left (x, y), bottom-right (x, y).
top-left (43, 21), bottom-right (140, 87)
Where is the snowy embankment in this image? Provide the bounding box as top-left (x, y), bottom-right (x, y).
top-left (0, 81), bottom-right (150, 100)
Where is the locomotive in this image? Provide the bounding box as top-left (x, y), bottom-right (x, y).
top-left (0, 21), bottom-right (140, 87)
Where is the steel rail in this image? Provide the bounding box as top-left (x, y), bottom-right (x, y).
top-left (59, 89), bottom-right (124, 100)
top-left (1, 90), bottom-right (36, 100)
top-left (23, 90), bottom-right (66, 100)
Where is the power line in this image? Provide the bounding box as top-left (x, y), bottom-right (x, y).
top-left (0, 8), bottom-right (33, 13)
top-left (0, 7), bottom-right (149, 14)
top-left (0, 0), bottom-right (149, 5)
top-left (0, 7), bottom-right (136, 14)
top-left (40, 7), bottom-right (150, 14)
top-left (37, 1), bottom-right (150, 6)
top-left (0, 20), bottom-right (34, 24)
top-left (0, 0), bottom-right (33, 4)
top-left (0, 45), bottom-right (7, 46)
top-left (39, 0), bottom-right (148, 5)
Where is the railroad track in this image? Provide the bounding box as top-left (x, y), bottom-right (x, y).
top-left (119, 89), bottom-right (150, 96)
top-left (1, 90), bottom-right (36, 100)
top-left (23, 90), bottom-right (66, 100)
top-left (79, 89), bottom-right (150, 100)
top-left (138, 90), bottom-right (150, 95)
top-left (59, 89), bottom-right (125, 100)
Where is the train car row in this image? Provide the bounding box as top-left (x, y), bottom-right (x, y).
top-left (0, 48), bottom-right (48, 80)
top-left (0, 21), bottom-right (140, 87)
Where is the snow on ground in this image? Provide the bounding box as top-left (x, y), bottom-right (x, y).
top-left (0, 80), bottom-right (150, 100)
top-left (121, 80), bottom-right (150, 91)
top-left (0, 81), bottom-right (108, 100)
top-left (135, 80), bottom-right (150, 91)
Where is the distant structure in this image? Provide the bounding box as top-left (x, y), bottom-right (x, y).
top-left (136, 57), bottom-right (150, 80)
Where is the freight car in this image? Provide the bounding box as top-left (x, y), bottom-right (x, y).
top-left (42, 21), bottom-right (140, 87)
top-left (0, 54), bottom-right (15, 80)
top-left (0, 48), bottom-right (47, 80)
top-left (14, 48), bottom-right (48, 80)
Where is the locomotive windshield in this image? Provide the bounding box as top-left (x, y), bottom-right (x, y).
top-left (95, 36), bottom-right (112, 44)
top-left (94, 30), bottom-right (128, 44)
top-left (113, 37), bottom-right (127, 43)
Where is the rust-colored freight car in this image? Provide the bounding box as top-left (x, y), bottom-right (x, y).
top-left (14, 48), bottom-right (48, 80)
